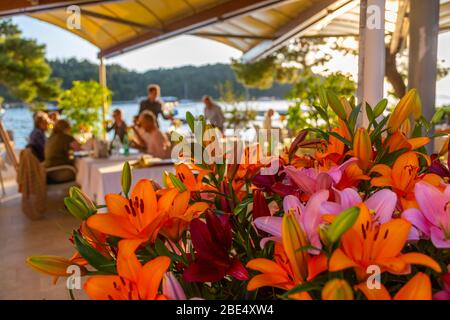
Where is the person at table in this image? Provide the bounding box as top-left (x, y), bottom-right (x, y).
top-left (27, 111), bottom-right (50, 162)
top-left (203, 95), bottom-right (225, 132)
top-left (131, 111), bottom-right (171, 159)
top-left (45, 119), bottom-right (80, 183)
top-left (106, 108), bottom-right (128, 142)
top-left (138, 84), bottom-right (172, 126)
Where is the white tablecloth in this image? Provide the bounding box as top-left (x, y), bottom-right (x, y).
top-left (75, 155), bottom-right (141, 199)
top-left (76, 156), bottom-right (174, 204)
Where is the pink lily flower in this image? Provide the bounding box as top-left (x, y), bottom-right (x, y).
top-left (402, 181), bottom-right (450, 248)
top-left (320, 188), bottom-right (398, 224)
top-left (283, 158), bottom-right (357, 195)
top-left (254, 190), bottom-right (329, 254)
top-left (434, 265), bottom-right (450, 300)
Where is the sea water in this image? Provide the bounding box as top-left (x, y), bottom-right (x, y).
top-left (2, 100), bottom-right (292, 148)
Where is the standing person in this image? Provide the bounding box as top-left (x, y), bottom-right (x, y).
top-left (131, 111), bottom-right (171, 159)
top-left (203, 95), bottom-right (225, 132)
top-left (263, 109), bottom-right (275, 130)
top-left (106, 108), bottom-right (128, 142)
top-left (27, 112), bottom-right (50, 162)
top-left (138, 84), bottom-right (172, 126)
top-left (45, 119), bottom-right (80, 183)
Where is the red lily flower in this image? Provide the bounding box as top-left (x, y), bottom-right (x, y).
top-left (252, 189), bottom-right (271, 220)
top-left (183, 211), bottom-right (248, 283)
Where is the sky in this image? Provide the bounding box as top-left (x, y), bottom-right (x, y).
top-left (11, 16), bottom-right (450, 103)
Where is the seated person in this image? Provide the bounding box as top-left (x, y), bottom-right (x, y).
top-left (106, 108), bottom-right (128, 142)
top-left (44, 119), bottom-right (80, 183)
top-left (131, 111), bottom-right (171, 159)
top-left (27, 112), bottom-right (50, 162)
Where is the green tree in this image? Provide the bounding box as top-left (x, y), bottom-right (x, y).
top-left (58, 80), bottom-right (111, 135)
top-left (0, 19), bottom-right (61, 104)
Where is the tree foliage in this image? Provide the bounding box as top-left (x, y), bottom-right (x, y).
top-left (58, 80), bottom-right (111, 135)
top-left (47, 58), bottom-right (292, 102)
top-left (0, 19), bottom-right (61, 104)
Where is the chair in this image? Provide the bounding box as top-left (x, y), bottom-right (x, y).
top-left (45, 164), bottom-right (78, 195)
top-left (18, 148), bottom-right (77, 220)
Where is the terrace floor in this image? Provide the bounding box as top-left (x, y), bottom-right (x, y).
top-left (0, 179), bottom-right (87, 299)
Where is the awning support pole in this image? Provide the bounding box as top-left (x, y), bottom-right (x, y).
top-left (357, 0), bottom-right (386, 127)
top-left (408, 0), bottom-right (440, 153)
top-left (99, 56), bottom-right (107, 139)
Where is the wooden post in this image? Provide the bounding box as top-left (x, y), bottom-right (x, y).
top-left (357, 0), bottom-right (386, 127)
top-left (99, 56), bottom-right (108, 139)
top-left (408, 0), bottom-right (440, 153)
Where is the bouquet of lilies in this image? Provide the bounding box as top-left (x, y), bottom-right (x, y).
top-left (27, 88), bottom-right (450, 300)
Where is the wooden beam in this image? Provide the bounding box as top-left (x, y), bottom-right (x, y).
top-left (193, 32), bottom-right (275, 40)
top-left (0, 0), bottom-right (112, 17)
top-left (100, 0), bottom-right (286, 58)
top-left (81, 8), bottom-right (162, 33)
top-left (242, 0), bottom-right (352, 62)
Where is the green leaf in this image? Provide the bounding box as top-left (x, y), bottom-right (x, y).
top-left (282, 282), bottom-right (323, 297)
top-left (365, 102), bottom-right (374, 123)
top-left (73, 231), bottom-right (116, 273)
top-left (328, 131), bottom-right (352, 147)
top-left (186, 111), bottom-right (195, 132)
top-left (312, 104), bottom-right (329, 122)
top-left (373, 99), bottom-right (388, 118)
top-left (326, 90), bottom-right (347, 120)
top-left (348, 104), bottom-right (362, 133)
top-left (318, 87), bottom-right (328, 109)
top-left (168, 173), bottom-right (187, 192)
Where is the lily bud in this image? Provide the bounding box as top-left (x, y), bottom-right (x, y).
top-left (387, 89), bottom-right (421, 133)
top-left (353, 128), bottom-right (372, 171)
top-left (339, 97), bottom-right (352, 119)
top-left (327, 91), bottom-right (347, 120)
top-left (318, 224), bottom-right (330, 247)
top-left (163, 272), bottom-right (187, 300)
top-left (326, 206), bottom-right (360, 243)
top-left (252, 189), bottom-right (271, 220)
top-left (322, 279), bottom-right (354, 300)
top-left (282, 212), bottom-right (309, 282)
top-left (400, 118), bottom-right (411, 137)
top-left (26, 255), bottom-right (86, 277)
top-left (69, 187), bottom-right (96, 215)
top-left (121, 161), bottom-right (132, 197)
top-left (64, 197), bottom-right (91, 220)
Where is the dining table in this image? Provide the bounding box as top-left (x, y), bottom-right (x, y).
top-left (75, 154), bottom-right (175, 204)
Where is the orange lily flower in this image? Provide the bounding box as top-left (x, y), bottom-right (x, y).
top-left (247, 214), bottom-right (328, 299)
top-left (84, 239), bottom-right (170, 300)
top-left (87, 179), bottom-right (168, 244)
top-left (370, 151), bottom-right (441, 208)
top-left (355, 272), bottom-right (432, 300)
top-left (386, 131), bottom-right (430, 154)
top-left (336, 162), bottom-right (370, 189)
top-left (246, 243), bottom-right (327, 300)
top-left (159, 190), bottom-right (209, 242)
top-left (329, 203), bottom-right (441, 279)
